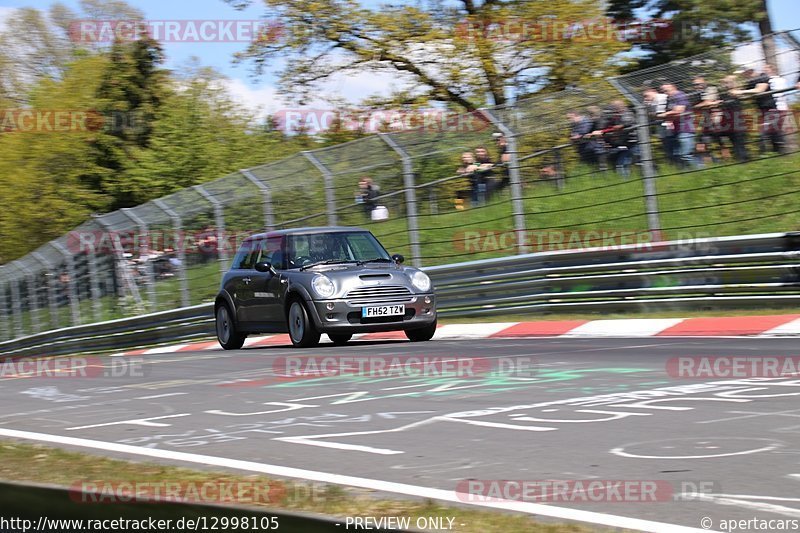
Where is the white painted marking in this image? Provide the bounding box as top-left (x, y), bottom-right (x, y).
top-left (690, 493), bottom-right (800, 518)
top-left (134, 392), bottom-right (189, 400)
top-left (610, 442), bottom-right (780, 459)
top-left (563, 319), bottom-right (684, 337)
top-left (66, 413), bottom-right (191, 430)
top-left (760, 318), bottom-right (800, 336)
top-left (243, 336), bottom-right (273, 347)
top-left (432, 323), bottom-right (518, 340)
top-left (144, 344), bottom-right (189, 354)
top-left (0, 427), bottom-right (714, 533)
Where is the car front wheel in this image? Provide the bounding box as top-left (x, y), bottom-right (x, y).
top-left (216, 304), bottom-right (246, 350)
top-left (405, 319), bottom-right (437, 342)
top-left (288, 299), bottom-right (321, 348)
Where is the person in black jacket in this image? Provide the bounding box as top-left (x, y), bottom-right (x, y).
top-left (357, 177), bottom-right (379, 215)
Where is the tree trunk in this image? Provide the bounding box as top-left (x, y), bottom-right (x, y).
top-left (758, 0), bottom-right (778, 72)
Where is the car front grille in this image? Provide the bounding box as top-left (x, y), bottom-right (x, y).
top-left (345, 285), bottom-right (413, 305)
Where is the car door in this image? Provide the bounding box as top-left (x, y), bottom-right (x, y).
top-left (229, 238), bottom-right (260, 324)
top-left (241, 236), bottom-right (286, 328)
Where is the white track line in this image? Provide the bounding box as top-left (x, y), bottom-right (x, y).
top-left (563, 319), bottom-right (684, 337)
top-left (144, 344), bottom-right (189, 354)
top-left (761, 318), bottom-right (800, 337)
top-left (433, 323), bottom-right (518, 340)
top-left (0, 427), bottom-right (714, 533)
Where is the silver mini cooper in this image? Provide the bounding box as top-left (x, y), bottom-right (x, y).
top-left (214, 227), bottom-right (437, 348)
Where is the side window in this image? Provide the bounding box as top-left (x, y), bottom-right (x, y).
top-left (256, 236), bottom-right (284, 268)
top-left (233, 240), bottom-right (260, 270)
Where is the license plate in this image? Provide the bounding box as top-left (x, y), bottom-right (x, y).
top-left (362, 305), bottom-right (405, 318)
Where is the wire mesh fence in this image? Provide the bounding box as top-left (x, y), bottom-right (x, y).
top-left (1, 31), bottom-right (799, 341)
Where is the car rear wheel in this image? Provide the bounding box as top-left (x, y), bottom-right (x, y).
top-left (328, 333), bottom-right (352, 345)
top-left (216, 304), bottom-right (246, 350)
top-left (288, 300), bottom-right (321, 348)
top-left (405, 319), bottom-right (437, 342)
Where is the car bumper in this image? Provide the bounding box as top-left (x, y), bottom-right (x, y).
top-left (306, 294), bottom-right (436, 333)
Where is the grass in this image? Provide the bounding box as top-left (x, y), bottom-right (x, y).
top-left (0, 440), bottom-right (598, 533)
top-left (7, 150), bottom-right (800, 338)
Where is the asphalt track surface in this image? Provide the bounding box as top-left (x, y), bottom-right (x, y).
top-left (1, 336), bottom-right (799, 532)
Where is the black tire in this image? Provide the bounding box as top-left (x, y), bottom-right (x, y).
top-left (287, 299), bottom-right (321, 348)
top-left (405, 319), bottom-right (437, 342)
top-left (216, 303), bottom-right (246, 350)
top-left (328, 333), bottom-right (352, 345)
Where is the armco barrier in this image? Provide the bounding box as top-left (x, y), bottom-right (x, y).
top-left (0, 480), bottom-right (389, 532)
top-left (0, 232), bottom-right (798, 357)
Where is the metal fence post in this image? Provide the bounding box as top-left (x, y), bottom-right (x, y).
top-left (17, 263), bottom-right (42, 334)
top-left (31, 252), bottom-right (59, 332)
top-left (240, 169), bottom-right (275, 231)
top-left (379, 133), bottom-right (423, 267)
top-left (480, 109), bottom-right (529, 254)
top-left (121, 208), bottom-right (157, 311)
top-left (92, 215), bottom-right (129, 320)
top-left (50, 242), bottom-right (81, 326)
top-left (8, 265), bottom-right (24, 338)
top-left (609, 78), bottom-right (663, 237)
top-left (0, 276), bottom-right (9, 342)
top-left (633, 104), bottom-right (663, 237)
top-left (302, 151), bottom-right (337, 226)
top-left (193, 185), bottom-right (230, 277)
top-left (154, 199), bottom-right (191, 308)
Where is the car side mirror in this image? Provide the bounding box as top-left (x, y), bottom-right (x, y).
top-left (391, 254), bottom-right (405, 264)
top-left (254, 261), bottom-right (276, 274)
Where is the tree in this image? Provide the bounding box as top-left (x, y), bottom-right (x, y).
top-left (92, 34), bottom-right (168, 208)
top-left (226, 0), bottom-right (630, 111)
top-left (0, 55), bottom-right (112, 262)
top-left (607, 0), bottom-right (775, 71)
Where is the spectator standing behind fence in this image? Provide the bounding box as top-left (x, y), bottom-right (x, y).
top-left (567, 110), bottom-right (595, 166)
top-left (732, 68), bottom-right (783, 155)
top-left (643, 85), bottom-right (671, 166)
top-left (600, 100), bottom-right (636, 178)
top-left (473, 146), bottom-right (495, 202)
top-left (659, 83), bottom-right (696, 169)
top-left (691, 76), bottom-right (723, 166)
top-left (764, 64), bottom-right (797, 152)
top-left (493, 133), bottom-right (511, 191)
top-left (357, 177), bottom-right (379, 216)
top-left (586, 106), bottom-right (609, 171)
top-left (714, 75), bottom-right (750, 162)
top-left (455, 151), bottom-right (478, 210)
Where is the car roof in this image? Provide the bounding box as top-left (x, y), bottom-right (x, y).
top-left (243, 226), bottom-right (370, 241)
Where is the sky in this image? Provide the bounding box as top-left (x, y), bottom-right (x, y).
top-left (1, 0), bottom-right (799, 116)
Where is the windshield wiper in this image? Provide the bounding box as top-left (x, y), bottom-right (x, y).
top-left (299, 259), bottom-right (360, 271)
top-left (358, 257), bottom-right (393, 264)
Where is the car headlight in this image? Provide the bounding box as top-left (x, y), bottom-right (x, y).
top-left (311, 275), bottom-right (335, 298)
top-left (410, 271), bottom-right (431, 292)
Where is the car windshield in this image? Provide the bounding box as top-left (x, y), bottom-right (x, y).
top-left (286, 231), bottom-right (391, 269)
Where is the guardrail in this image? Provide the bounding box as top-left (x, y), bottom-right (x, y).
top-left (1, 232), bottom-right (798, 357)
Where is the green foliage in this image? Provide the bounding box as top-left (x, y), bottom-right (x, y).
top-left (226, 0), bottom-right (630, 110)
top-left (608, 0), bottom-right (769, 71)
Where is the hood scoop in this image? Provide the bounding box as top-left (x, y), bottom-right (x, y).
top-left (359, 273), bottom-right (391, 280)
